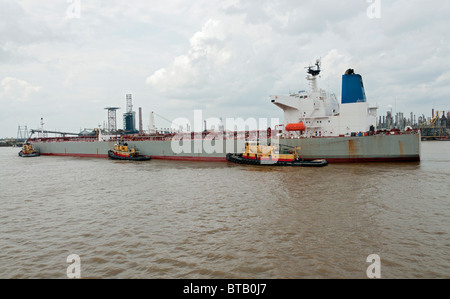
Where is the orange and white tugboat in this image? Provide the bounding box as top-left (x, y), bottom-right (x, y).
top-left (227, 142), bottom-right (328, 167)
top-left (108, 140), bottom-right (151, 161)
top-left (18, 142), bottom-right (40, 157)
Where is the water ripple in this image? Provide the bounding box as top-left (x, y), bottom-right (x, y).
top-left (1, 142), bottom-right (449, 278)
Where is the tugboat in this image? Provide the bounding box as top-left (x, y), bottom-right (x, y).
top-left (108, 141), bottom-right (151, 161)
top-left (18, 142), bottom-right (40, 157)
top-left (227, 142), bottom-right (328, 167)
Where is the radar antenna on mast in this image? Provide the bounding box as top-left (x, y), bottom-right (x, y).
top-left (306, 58), bottom-right (321, 77)
top-left (305, 58), bottom-right (322, 92)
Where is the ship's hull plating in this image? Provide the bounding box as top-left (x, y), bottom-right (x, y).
top-left (30, 133), bottom-right (421, 163)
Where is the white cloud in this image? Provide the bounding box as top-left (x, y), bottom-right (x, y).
top-left (0, 0), bottom-right (449, 137)
top-left (146, 19), bottom-right (233, 95)
top-left (0, 77), bottom-right (42, 103)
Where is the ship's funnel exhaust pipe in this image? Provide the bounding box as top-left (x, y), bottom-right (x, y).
top-left (341, 69), bottom-right (367, 104)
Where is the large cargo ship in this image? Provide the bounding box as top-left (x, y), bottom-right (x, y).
top-left (28, 61), bottom-right (421, 163)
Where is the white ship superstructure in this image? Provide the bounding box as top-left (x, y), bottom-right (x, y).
top-left (271, 60), bottom-right (378, 138)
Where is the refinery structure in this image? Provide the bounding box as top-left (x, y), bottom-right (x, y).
top-left (378, 109), bottom-right (450, 141)
top-left (96, 94), bottom-right (151, 137)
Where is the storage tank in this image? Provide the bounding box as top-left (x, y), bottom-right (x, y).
top-left (123, 112), bottom-right (137, 134)
top-left (123, 94), bottom-right (138, 134)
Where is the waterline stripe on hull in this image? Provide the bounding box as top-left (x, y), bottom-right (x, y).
top-left (323, 156), bottom-right (420, 163)
top-left (39, 153), bottom-right (225, 162)
top-left (151, 156), bottom-right (227, 162)
top-left (40, 153), bottom-right (108, 158)
top-left (40, 153), bottom-right (420, 163)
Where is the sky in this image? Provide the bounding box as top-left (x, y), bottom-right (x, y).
top-left (1, 0), bottom-right (449, 137)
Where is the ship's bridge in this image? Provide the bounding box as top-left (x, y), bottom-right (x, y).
top-left (271, 88), bottom-right (339, 123)
top-left (271, 62), bottom-right (377, 137)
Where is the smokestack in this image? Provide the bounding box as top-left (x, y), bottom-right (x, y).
top-left (139, 107), bottom-right (143, 134)
top-left (341, 70), bottom-right (367, 104)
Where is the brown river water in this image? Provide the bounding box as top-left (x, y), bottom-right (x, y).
top-left (0, 142), bottom-right (449, 279)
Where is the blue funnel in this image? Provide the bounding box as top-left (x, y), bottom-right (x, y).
top-left (341, 69), bottom-right (366, 104)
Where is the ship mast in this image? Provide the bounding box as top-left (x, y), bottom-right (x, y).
top-left (306, 59), bottom-right (321, 92)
